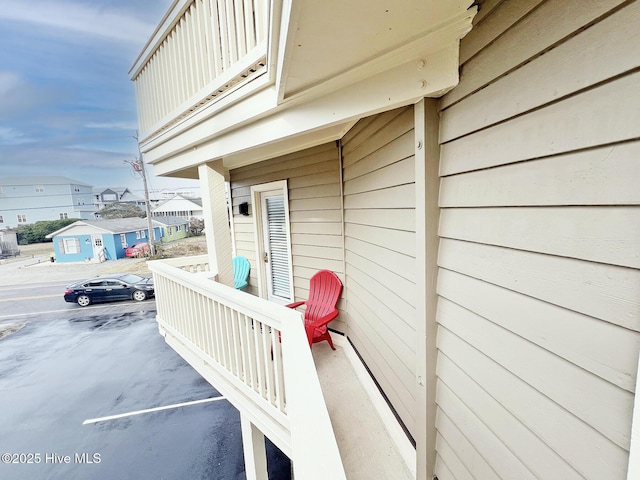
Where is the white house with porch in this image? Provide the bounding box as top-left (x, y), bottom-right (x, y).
top-left (131, 1), bottom-right (640, 479)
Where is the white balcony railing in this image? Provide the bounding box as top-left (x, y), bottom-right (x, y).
top-left (148, 256), bottom-right (346, 479)
top-left (131, 0), bottom-right (269, 138)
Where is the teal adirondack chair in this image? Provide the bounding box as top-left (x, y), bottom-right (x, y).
top-left (232, 256), bottom-right (251, 290)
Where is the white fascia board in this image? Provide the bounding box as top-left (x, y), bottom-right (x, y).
top-left (140, 75), bottom-right (276, 161)
top-left (274, 0), bottom-right (299, 103)
top-left (148, 43), bottom-right (460, 177)
top-left (46, 222), bottom-right (111, 238)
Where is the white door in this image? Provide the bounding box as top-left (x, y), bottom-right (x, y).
top-left (91, 235), bottom-right (105, 262)
top-left (253, 181), bottom-right (293, 303)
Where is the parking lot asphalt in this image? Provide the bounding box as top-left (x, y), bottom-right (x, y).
top-left (0, 257), bottom-right (291, 479)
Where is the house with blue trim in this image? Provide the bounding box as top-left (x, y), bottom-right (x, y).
top-left (46, 218), bottom-right (162, 263)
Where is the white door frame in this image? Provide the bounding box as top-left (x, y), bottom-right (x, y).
top-left (251, 180), bottom-right (294, 303)
top-left (91, 235), bottom-right (104, 262)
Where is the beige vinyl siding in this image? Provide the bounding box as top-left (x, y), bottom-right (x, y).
top-left (229, 143), bottom-right (347, 331)
top-left (342, 105), bottom-right (418, 438)
top-left (434, 1), bottom-right (640, 479)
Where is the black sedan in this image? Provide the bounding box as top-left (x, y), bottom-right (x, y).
top-left (64, 274), bottom-right (155, 307)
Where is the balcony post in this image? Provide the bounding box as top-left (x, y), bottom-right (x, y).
top-left (240, 413), bottom-right (269, 480)
top-left (415, 98), bottom-right (440, 479)
top-left (198, 161), bottom-right (234, 287)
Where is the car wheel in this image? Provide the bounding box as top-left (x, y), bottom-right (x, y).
top-left (77, 295), bottom-right (91, 307)
top-left (132, 290), bottom-right (147, 302)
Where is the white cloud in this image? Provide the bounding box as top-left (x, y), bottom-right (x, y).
top-left (0, 127), bottom-right (34, 145)
top-left (85, 121), bottom-right (139, 131)
top-left (0, 71), bottom-right (21, 97)
top-left (0, 1), bottom-right (157, 45)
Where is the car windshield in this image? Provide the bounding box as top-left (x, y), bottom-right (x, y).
top-left (120, 274), bottom-right (146, 284)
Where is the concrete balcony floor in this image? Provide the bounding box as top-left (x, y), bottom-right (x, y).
top-left (312, 339), bottom-right (414, 480)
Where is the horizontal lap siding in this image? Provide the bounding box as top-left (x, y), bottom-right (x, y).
top-left (342, 105), bottom-right (418, 437)
top-left (434, 1), bottom-right (640, 479)
top-left (229, 143), bottom-right (347, 331)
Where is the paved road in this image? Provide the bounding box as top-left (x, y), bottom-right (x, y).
top-left (0, 283), bottom-right (291, 479)
top-left (0, 281), bottom-right (81, 320)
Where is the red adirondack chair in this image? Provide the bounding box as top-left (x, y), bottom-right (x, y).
top-left (286, 270), bottom-right (343, 350)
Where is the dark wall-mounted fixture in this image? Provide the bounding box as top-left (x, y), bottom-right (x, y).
top-left (238, 202), bottom-right (249, 216)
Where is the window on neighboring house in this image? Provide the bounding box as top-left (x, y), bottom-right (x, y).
top-left (177, 225), bottom-right (182, 232)
top-left (17, 214), bottom-right (27, 223)
top-left (169, 227), bottom-right (173, 236)
top-left (35, 185), bottom-right (44, 193)
top-left (74, 186), bottom-right (80, 192)
top-left (0, 216), bottom-right (3, 223)
top-left (64, 238), bottom-right (80, 254)
top-left (120, 234), bottom-right (127, 248)
top-left (103, 193), bottom-right (117, 201)
top-left (59, 213), bottom-right (68, 219)
top-left (59, 238), bottom-right (80, 254)
top-left (136, 231), bottom-right (141, 240)
top-left (141, 230), bottom-right (146, 238)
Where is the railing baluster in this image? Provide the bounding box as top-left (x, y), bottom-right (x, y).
top-left (202, 297), bottom-right (213, 358)
top-left (213, 300), bottom-right (223, 364)
top-left (238, 313), bottom-right (248, 384)
top-left (219, 305), bottom-right (228, 372)
top-left (243, 315), bottom-right (257, 391)
top-left (182, 285), bottom-right (192, 341)
top-left (193, 293), bottom-right (206, 350)
top-left (234, 0), bottom-right (247, 58)
top-left (263, 325), bottom-right (275, 403)
top-left (254, 319), bottom-right (266, 397)
top-left (230, 309), bottom-right (242, 378)
top-left (243, 0), bottom-right (255, 49)
top-left (271, 327), bottom-right (285, 412)
top-left (209, 0), bottom-right (223, 76)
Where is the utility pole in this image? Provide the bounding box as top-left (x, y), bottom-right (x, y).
top-left (134, 132), bottom-right (156, 256)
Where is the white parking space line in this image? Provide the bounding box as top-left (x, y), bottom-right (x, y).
top-left (83, 397), bottom-right (227, 425)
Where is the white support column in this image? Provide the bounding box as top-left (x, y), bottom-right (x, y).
top-left (241, 413), bottom-right (269, 480)
top-left (415, 98), bottom-right (441, 480)
top-left (198, 161), bottom-right (234, 287)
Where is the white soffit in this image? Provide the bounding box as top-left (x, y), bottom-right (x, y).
top-left (278, 0), bottom-right (476, 99)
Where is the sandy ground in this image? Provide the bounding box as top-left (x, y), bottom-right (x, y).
top-left (0, 322), bottom-right (26, 340)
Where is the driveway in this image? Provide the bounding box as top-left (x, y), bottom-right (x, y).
top-left (0, 254), bottom-right (291, 479)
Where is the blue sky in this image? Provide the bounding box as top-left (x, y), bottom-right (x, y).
top-left (0, 0), bottom-right (199, 197)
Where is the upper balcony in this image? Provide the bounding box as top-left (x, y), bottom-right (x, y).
top-left (130, 0), bottom-right (270, 141)
top-left (130, 0), bottom-right (476, 173)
